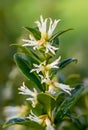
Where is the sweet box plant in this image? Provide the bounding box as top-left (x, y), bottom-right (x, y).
top-left (3, 16), bottom-right (83, 130)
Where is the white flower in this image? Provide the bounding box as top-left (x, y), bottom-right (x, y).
top-left (39, 72), bottom-right (50, 84)
top-left (30, 61), bottom-right (46, 74)
top-left (45, 43), bottom-right (59, 55)
top-left (35, 15), bottom-right (60, 39)
top-left (27, 111), bottom-right (46, 124)
top-left (31, 57), bottom-right (61, 76)
top-left (47, 56), bottom-right (61, 69)
top-left (22, 39), bottom-right (40, 50)
top-left (39, 74), bottom-right (73, 95)
top-left (22, 15), bottom-right (60, 55)
top-left (48, 18), bottom-right (61, 39)
top-left (54, 82), bottom-right (74, 95)
top-left (35, 15), bottom-right (48, 35)
top-left (27, 111), bottom-right (40, 123)
top-left (48, 81), bottom-right (73, 95)
top-left (18, 82), bottom-right (38, 107)
top-left (27, 111), bottom-right (55, 130)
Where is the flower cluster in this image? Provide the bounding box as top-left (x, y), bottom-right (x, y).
top-left (22, 15), bottom-right (60, 55)
top-left (17, 16), bottom-right (74, 130)
top-left (18, 82), bottom-right (38, 107)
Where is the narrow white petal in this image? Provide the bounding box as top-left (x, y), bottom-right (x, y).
top-left (48, 56), bottom-right (61, 69)
top-left (18, 82), bottom-right (34, 96)
top-left (18, 83), bottom-right (38, 107)
top-left (35, 15), bottom-right (47, 34)
top-left (22, 39), bottom-right (38, 48)
top-left (27, 111), bottom-right (39, 123)
top-left (55, 82), bottom-right (73, 95)
top-left (40, 15), bottom-right (47, 34)
top-left (31, 61), bottom-right (46, 74)
top-left (48, 19), bottom-right (61, 38)
top-left (35, 21), bottom-right (41, 32)
top-left (46, 44), bottom-right (59, 55)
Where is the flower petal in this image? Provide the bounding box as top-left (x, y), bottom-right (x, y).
top-left (48, 19), bottom-right (61, 38)
top-left (55, 82), bottom-right (73, 95)
top-left (46, 44), bottom-right (59, 55)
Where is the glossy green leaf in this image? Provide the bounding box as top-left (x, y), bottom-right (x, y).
top-left (58, 58), bottom-right (77, 69)
top-left (49, 28), bottom-right (73, 41)
top-left (37, 93), bottom-right (56, 117)
top-left (24, 27), bottom-right (41, 40)
top-left (14, 53), bottom-right (43, 91)
top-left (55, 92), bottom-right (65, 111)
top-left (51, 58), bottom-right (77, 78)
top-left (52, 37), bottom-right (59, 46)
top-left (3, 117), bottom-right (45, 130)
top-left (11, 44), bottom-right (41, 63)
top-left (55, 84), bottom-right (83, 124)
top-left (32, 103), bottom-right (44, 116)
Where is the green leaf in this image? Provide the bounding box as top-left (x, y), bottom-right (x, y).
top-left (52, 37), bottom-right (59, 46)
top-left (3, 118), bottom-right (45, 130)
top-left (51, 58), bottom-right (77, 78)
top-left (49, 28), bottom-right (74, 41)
top-left (11, 44), bottom-right (41, 63)
top-left (37, 93), bottom-right (56, 118)
top-left (55, 92), bottom-right (65, 111)
top-left (24, 27), bottom-right (41, 40)
top-left (55, 84), bottom-right (83, 124)
top-left (32, 103), bottom-right (44, 116)
top-left (58, 58), bottom-right (77, 69)
top-left (14, 53), bottom-right (43, 91)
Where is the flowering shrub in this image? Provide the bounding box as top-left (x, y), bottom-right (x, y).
top-left (3, 16), bottom-right (83, 130)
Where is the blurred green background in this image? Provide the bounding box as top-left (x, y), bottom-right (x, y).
top-left (0, 0), bottom-right (88, 130)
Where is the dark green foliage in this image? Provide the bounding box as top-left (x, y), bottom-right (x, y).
top-left (14, 53), bottom-right (43, 91)
top-left (24, 27), bottom-right (41, 40)
top-left (55, 84), bottom-right (83, 124)
top-left (37, 93), bottom-right (56, 117)
top-left (51, 58), bottom-right (77, 78)
top-left (3, 118), bottom-right (45, 130)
